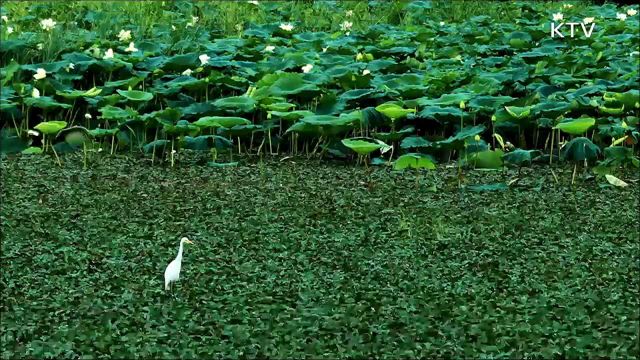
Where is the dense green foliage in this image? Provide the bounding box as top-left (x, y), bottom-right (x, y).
top-left (2, 155), bottom-right (639, 358)
top-left (0, 1), bottom-right (638, 173)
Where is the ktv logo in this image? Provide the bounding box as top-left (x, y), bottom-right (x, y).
top-left (550, 22), bottom-right (596, 38)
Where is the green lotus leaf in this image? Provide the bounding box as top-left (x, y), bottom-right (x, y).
top-left (21, 146), bottom-right (43, 155)
top-left (554, 117), bottom-right (595, 135)
top-left (372, 126), bottom-right (414, 142)
top-left (56, 87), bottom-right (102, 100)
top-left (213, 96), bottom-right (256, 113)
top-left (400, 136), bottom-right (433, 150)
top-left (143, 139), bottom-right (170, 153)
top-left (24, 96), bottom-right (73, 110)
top-left (417, 93), bottom-right (474, 107)
top-left (393, 153), bottom-right (437, 171)
top-left (341, 138), bottom-right (391, 156)
top-left (182, 135), bottom-right (232, 151)
top-left (116, 89), bottom-right (154, 102)
top-left (603, 90), bottom-right (639, 108)
top-left (599, 104), bottom-right (625, 115)
top-left (89, 128), bottom-right (120, 138)
top-left (468, 149), bottom-right (504, 169)
top-left (34, 121), bottom-right (67, 135)
top-left (437, 125), bottom-right (486, 149)
top-left (375, 102), bottom-right (415, 120)
top-left (99, 105), bottom-right (139, 120)
top-left (163, 120), bottom-right (200, 136)
top-left (502, 149), bottom-right (542, 167)
top-left (561, 137), bottom-right (601, 162)
top-left (504, 106), bottom-right (531, 120)
top-left (269, 110), bottom-right (315, 122)
top-left (264, 102), bottom-right (296, 112)
top-left (194, 116), bottom-right (251, 129)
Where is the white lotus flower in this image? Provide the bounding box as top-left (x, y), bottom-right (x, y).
top-left (301, 64), bottom-right (313, 73)
top-left (7, 26), bottom-right (13, 34)
top-left (118, 29), bottom-right (131, 42)
top-left (103, 48), bottom-right (114, 59)
top-left (583, 17), bottom-right (595, 24)
top-left (33, 68), bottom-right (47, 80)
top-left (186, 16), bottom-right (199, 27)
top-left (264, 45), bottom-right (275, 52)
top-left (562, 4), bottom-right (573, 9)
top-left (346, 10), bottom-right (353, 17)
top-left (322, 47), bottom-right (328, 53)
top-left (125, 42), bottom-right (138, 52)
top-left (68, 62), bottom-right (75, 70)
top-left (199, 54), bottom-right (210, 65)
top-left (32, 88), bottom-right (40, 98)
top-left (40, 18), bottom-right (56, 31)
top-left (279, 23), bottom-right (294, 31)
top-left (171, 149), bottom-right (177, 154)
top-left (182, 68), bottom-right (193, 76)
top-left (248, 0), bottom-right (259, 5)
top-left (439, 21), bottom-right (445, 26)
top-left (36, 43), bottom-right (43, 50)
top-left (235, 23), bottom-right (243, 31)
top-left (28, 130), bottom-right (40, 136)
top-left (616, 13), bottom-right (627, 21)
top-left (1, 15), bottom-right (7, 22)
top-left (340, 21), bottom-right (353, 31)
top-left (98, 148), bottom-right (103, 152)
top-left (552, 13), bottom-right (563, 21)
top-left (171, 25), bottom-right (176, 31)
top-left (362, 69), bottom-right (370, 75)
top-left (85, 113), bottom-right (92, 119)
top-left (630, 51), bottom-right (640, 57)
top-left (627, 8), bottom-right (637, 16)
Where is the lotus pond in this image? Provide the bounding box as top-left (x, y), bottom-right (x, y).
top-left (1, 0), bottom-right (640, 358)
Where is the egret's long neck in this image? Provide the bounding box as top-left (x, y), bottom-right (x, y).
top-left (176, 241), bottom-right (185, 260)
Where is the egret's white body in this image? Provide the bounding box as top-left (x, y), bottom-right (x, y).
top-left (164, 237), bottom-right (194, 291)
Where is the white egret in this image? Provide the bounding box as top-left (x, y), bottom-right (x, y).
top-left (164, 237), bottom-right (194, 292)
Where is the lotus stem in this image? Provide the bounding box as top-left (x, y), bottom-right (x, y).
top-left (171, 139), bottom-right (175, 167)
top-left (571, 163), bottom-right (577, 185)
top-left (549, 128), bottom-right (554, 165)
top-left (237, 136), bottom-right (241, 155)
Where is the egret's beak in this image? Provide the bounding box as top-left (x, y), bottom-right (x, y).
top-left (185, 239), bottom-right (194, 245)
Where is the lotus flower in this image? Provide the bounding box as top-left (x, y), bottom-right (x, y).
top-left (248, 0), bottom-right (259, 4)
top-left (32, 88), bottom-right (40, 98)
top-left (340, 21), bottom-right (353, 31)
top-left (627, 8), bottom-right (637, 16)
top-left (301, 64), bottom-right (313, 73)
top-left (7, 26), bottom-right (13, 34)
top-left (118, 29), bottom-right (131, 41)
top-left (85, 113), bottom-right (92, 120)
top-left (279, 23), bottom-right (294, 31)
top-left (199, 54), bottom-right (210, 65)
top-left (562, 4), bottom-right (573, 9)
top-left (552, 13), bottom-right (563, 21)
top-left (439, 21), bottom-right (445, 26)
top-left (186, 16), bottom-right (199, 27)
top-left (36, 43), bottom-right (43, 50)
top-left (264, 45), bottom-right (275, 52)
top-left (33, 68), bottom-right (47, 80)
top-left (1, 15), bottom-right (7, 22)
top-left (583, 17), bottom-right (595, 24)
top-left (28, 130), bottom-right (40, 137)
top-left (40, 18), bottom-right (56, 31)
top-left (125, 42), bottom-right (138, 52)
top-left (362, 69), bottom-right (370, 75)
top-left (346, 10), bottom-right (353, 17)
top-left (103, 48), bottom-right (114, 59)
top-left (182, 68), bottom-right (193, 76)
top-left (616, 13), bottom-right (627, 21)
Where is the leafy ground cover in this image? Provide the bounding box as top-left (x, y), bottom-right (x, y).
top-left (0, 1), bottom-right (638, 176)
top-left (1, 154), bottom-right (639, 358)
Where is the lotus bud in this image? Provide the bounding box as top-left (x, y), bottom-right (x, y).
top-left (459, 101), bottom-right (465, 110)
top-left (491, 115), bottom-right (496, 122)
top-left (474, 135), bottom-right (480, 141)
top-left (267, 112), bottom-right (272, 120)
